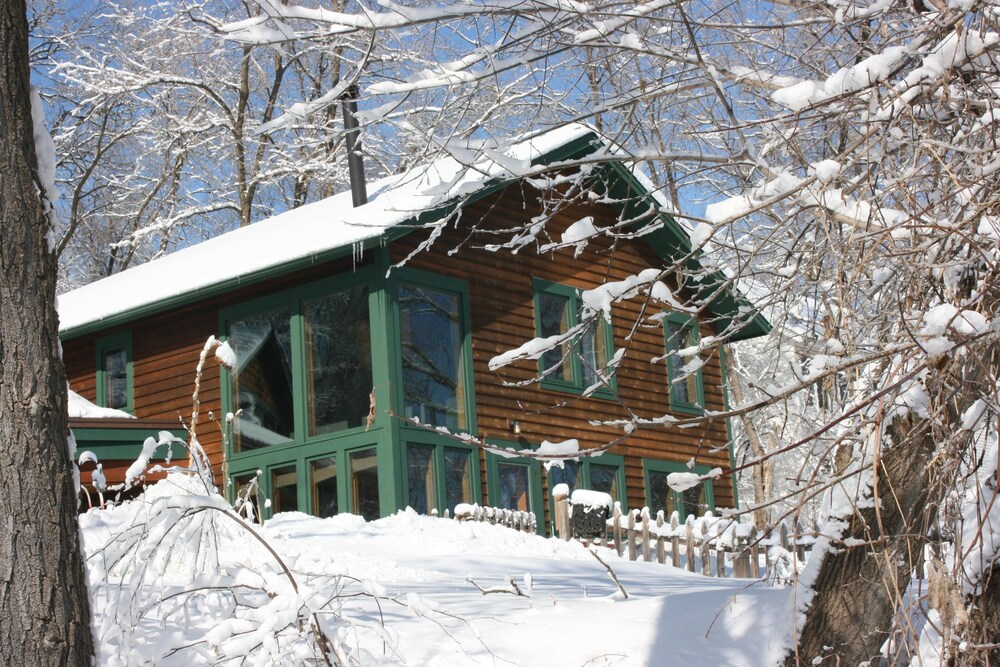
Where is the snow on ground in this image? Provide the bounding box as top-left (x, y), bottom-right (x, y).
top-left (80, 476), bottom-right (793, 666)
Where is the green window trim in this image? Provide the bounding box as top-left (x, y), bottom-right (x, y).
top-left (485, 439), bottom-right (544, 534)
top-left (532, 278), bottom-right (616, 399)
top-left (400, 432), bottom-right (482, 516)
top-left (663, 312), bottom-right (705, 415)
top-left (389, 268), bottom-right (478, 436)
top-left (643, 458), bottom-right (716, 523)
top-left (95, 330), bottom-right (134, 414)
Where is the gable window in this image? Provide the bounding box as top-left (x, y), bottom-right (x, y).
top-left (644, 459), bottom-right (715, 522)
top-left (663, 313), bottom-right (704, 414)
top-left (95, 331), bottom-right (133, 413)
top-left (399, 281), bottom-right (467, 430)
top-left (533, 279), bottom-right (614, 397)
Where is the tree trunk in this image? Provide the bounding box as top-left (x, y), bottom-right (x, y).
top-left (0, 2), bottom-right (94, 664)
top-left (785, 414), bottom-right (937, 665)
top-left (957, 559), bottom-right (1000, 665)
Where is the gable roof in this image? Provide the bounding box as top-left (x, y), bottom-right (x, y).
top-left (58, 124), bottom-right (768, 341)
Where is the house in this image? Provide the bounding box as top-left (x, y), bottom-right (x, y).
top-left (60, 124), bottom-right (768, 531)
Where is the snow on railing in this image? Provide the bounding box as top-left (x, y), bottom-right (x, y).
top-left (451, 503), bottom-right (537, 534)
top-left (553, 495), bottom-right (820, 580)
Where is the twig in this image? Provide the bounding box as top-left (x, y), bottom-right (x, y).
top-left (589, 548), bottom-right (628, 599)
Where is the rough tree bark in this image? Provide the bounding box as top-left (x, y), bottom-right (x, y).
top-left (785, 333), bottom-right (996, 665)
top-left (0, 1), bottom-right (94, 664)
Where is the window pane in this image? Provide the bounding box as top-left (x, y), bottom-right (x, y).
top-left (349, 448), bottom-right (380, 521)
top-left (399, 283), bottom-right (466, 430)
top-left (271, 465), bottom-right (298, 514)
top-left (590, 463), bottom-right (619, 504)
top-left (444, 448), bottom-right (473, 513)
top-left (538, 292), bottom-right (573, 383)
top-left (229, 309), bottom-right (294, 451)
top-left (305, 286), bottom-right (372, 436)
top-left (666, 321), bottom-right (695, 406)
top-left (579, 319), bottom-right (608, 388)
top-left (549, 460), bottom-right (578, 494)
top-left (233, 473), bottom-right (261, 522)
top-left (648, 471), bottom-right (672, 518)
top-left (310, 457), bottom-right (338, 518)
top-left (497, 462), bottom-right (530, 512)
top-left (681, 483), bottom-right (707, 519)
top-left (407, 445), bottom-right (436, 514)
top-left (102, 348), bottom-right (129, 410)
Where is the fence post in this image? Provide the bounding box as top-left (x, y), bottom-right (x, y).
top-left (685, 516), bottom-right (696, 572)
top-left (750, 525), bottom-right (760, 579)
top-left (641, 507), bottom-right (651, 562)
top-left (671, 512), bottom-right (681, 568)
top-left (628, 510), bottom-right (638, 562)
top-left (716, 528), bottom-right (726, 578)
top-left (656, 511), bottom-right (666, 565)
top-left (553, 486), bottom-right (570, 541)
top-left (613, 502), bottom-right (623, 557)
top-left (700, 521), bottom-right (711, 576)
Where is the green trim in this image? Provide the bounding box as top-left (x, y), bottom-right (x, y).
top-left (663, 312), bottom-right (705, 415)
top-left (72, 425), bottom-right (187, 461)
top-left (485, 439), bottom-right (544, 534)
top-left (95, 330), bottom-right (133, 414)
top-left (719, 343), bottom-right (740, 510)
top-left (532, 278), bottom-right (617, 399)
top-left (642, 458), bottom-right (716, 522)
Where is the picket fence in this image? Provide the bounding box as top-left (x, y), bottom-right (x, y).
top-left (444, 499), bottom-right (816, 580)
top-left (552, 496), bottom-right (818, 579)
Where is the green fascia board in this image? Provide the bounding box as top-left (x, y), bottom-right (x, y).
top-left (61, 129), bottom-right (767, 343)
top-left (72, 426), bottom-right (188, 461)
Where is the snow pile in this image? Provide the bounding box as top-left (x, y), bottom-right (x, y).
top-left (68, 388), bottom-right (133, 419)
top-left (81, 475), bottom-right (793, 666)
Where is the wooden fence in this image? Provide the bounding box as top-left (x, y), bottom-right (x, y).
top-left (449, 503), bottom-right (538, 534)
top-left (554, 498), bottom-right (817, 580)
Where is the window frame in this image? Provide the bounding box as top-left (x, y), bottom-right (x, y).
top-left (400, 432), bottom-right (481, 516)
top-left (663, 312), bottom-right (705, 415)
top-left (95, 330), bottom-right (134, 414)
top-left (532, 278), bottom-right (616, 399)
top-left (389, 268), bottom-right (477, 436)
top-left (643, 458), bottom-right (715, 522)
top-left (220, 268), bottom-right (392, 522)
top-left (485, 439), bottom-right (544, 534)
top-left (219, 270), bottom-right (378, 461)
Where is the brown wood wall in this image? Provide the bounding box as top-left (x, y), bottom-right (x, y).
top-left (64, 182), bottom-right (735, 512)
top-left (392, 187), bottom-right (734, 511)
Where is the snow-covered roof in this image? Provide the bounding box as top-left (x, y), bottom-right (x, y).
top-left (58, 124), bottom-right (597, 336)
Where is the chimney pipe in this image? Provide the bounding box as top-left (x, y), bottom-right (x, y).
top-left (342, 84), bottom-right (368, 208)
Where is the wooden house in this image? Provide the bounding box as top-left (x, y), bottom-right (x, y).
top-left (60, 125), bottom-right (768, 531)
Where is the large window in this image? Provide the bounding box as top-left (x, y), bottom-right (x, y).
top-left (405, 441), bottom-right (477, 515)
top-left (663, 313), bottom-right (704, 414)
top-left (226, 283), bottom-right (372, 452)
top-left (533, 279), bottom-right (614, 397)
top-left (95, 331), bottom-right (133, 413)
top-left (399, 281), bottom-right (467, 430)
top-left (644, 459), bottom-right (715, 522)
